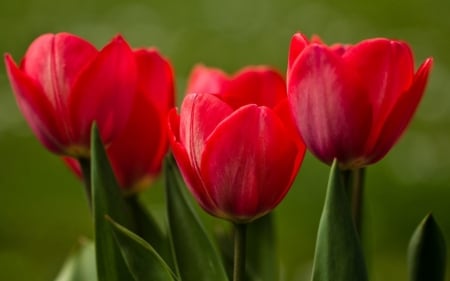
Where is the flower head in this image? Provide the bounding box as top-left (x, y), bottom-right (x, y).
top-left (168, 65), bottom-right (305, 222)
top-left (4, 33), bottom-right (137, 157)
top-left (287, 33), bottom-right (433, 169)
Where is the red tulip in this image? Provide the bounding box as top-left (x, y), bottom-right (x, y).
top-left (4, 33), bottom-right (137, 157)
top-left (64, 48), bottom-right (174, 192)
top-left (168, 65), bottom-right (305, 222)
top-left (287, 33), bottom-right (433, 169)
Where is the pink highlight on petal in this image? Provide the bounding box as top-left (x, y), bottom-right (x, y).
top-left (179, 93), bottom-right (233, 168)
top-left (4, 54), bottom-right (64, 153)
top-left (288, 45), bottom-right (372, 165)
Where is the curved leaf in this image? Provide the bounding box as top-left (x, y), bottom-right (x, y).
top-left (126, 195), bottom-right (173, 266)
top-left (54, 240), bottom-right (97, 281)
top-left (165, 156), bottom-right (228, 281)
top-left (311, 160), bottom-right (368, 281)
top-left (107, 216), bottom-right (178, 281)
top-left (91, 124), bottom-right (135, 281)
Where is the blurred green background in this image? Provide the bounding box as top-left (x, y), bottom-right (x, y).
top-left (1, 0), bottom-right (449, 280)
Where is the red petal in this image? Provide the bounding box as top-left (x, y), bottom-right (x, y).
top-left (107, 97), bottom-right (167, 189)
top-left (287, 33), bottom-right (309, 75)
top-left (179, 93), bottom-right (233, 168)
top-left (21, 33), bottom-right (97, 116)
top-left (345, 39), bottom-right (414, 111)
top-left (69, 35), bottom-right (137, 147)
top-left (330, 43), bottom-right (351, 56)
top-left (105, 48), bottom-right (175, 189)
top-left (62, 157), bottom-right (83, 179)
top-left (200, 105), bottom-right (301, 222)
top-left (367, 58), bottom-right (433, 164)
top-left (222, 67), bottom-right (286, 109)
top-left (274, 98), bottom-right (306, 150)
top-left (344, 39), bottom-right (414, 152)
top-left (5, 54), bottom-right (65, 153)
top-left (310, 35), bottom-right (324, 44)
top-left (186, 64), bottom-right (229, 95)
top-left (287, 45), bottom-right (372, 165)
top-left (134, 49), bottom-right (174, 115)
top-left (167, 109), bottom-right (219, 215)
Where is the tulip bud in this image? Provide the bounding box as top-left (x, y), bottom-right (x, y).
top-left (5, 33), bottom-right (137, 157)
top-left (168, 65), bottom-right (306, 223)
top-left (287, 33), bottom-right (433, 169)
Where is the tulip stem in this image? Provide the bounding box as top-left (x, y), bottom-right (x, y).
top-left (78, 157), bottom-right (92, 210)
top-left (233, 222), bottom-right (247, 281)
top-left (341, 168), bottom-right (366, 236)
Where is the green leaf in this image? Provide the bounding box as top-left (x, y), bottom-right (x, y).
top-left (311, 160), bottom-right (368, 281)
top-left (91, 124), bottom-right (135, 281)
top-left (107, 216), bottom-right (179, 281)
top-left (408, 213), bottom-right (447, 281)
top-left (165, 156), bottom-right (229, 281)
top-left (126, 195), bottom-right (173, 267)
top-left (54, 240), bottom-right (97, 281)
top-left (246, 213), bottom-right (278, 281)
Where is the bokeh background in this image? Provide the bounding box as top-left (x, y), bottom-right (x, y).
top-left (1, 0), bottom-right (449, 280)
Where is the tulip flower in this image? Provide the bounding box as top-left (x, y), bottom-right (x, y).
top-left (287, 33), bottom-right (433, 169)
top-left (4, 33), bottom-right (137, 158)
top-left (168, 65), bottom-right (306, 223)
top-left (65, 49), bottom-right (174, 192)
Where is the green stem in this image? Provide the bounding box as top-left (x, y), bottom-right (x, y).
top-left (340, 167), bottom-right (366, 236)
top-left (233, 223), bottom-right (247, 281)
top-left (78, 157), bottom-right (92, 211)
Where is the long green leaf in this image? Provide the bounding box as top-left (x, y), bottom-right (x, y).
top-left (165, 156), bottom-right (229, 281)
top-left (91, 124), bottom-right (135, 281)
top-left (107, 216), bottom-right (178, 281)
top-left (247, 213), bottom-right (278, 281)
top-left (311, 160), bottom-right (368, 281)
top-left (54, 240), bottom-right (97, 281)
top-left (126, 195), bottom-right (173, 267)
top-left (408, 213), bottom-right (446, 281)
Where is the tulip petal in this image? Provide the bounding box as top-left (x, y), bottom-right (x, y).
top-left (69, 35), bottom-right (137, 148)
top-left (186, 64), bottom-right (229, 95)
top-left (223, 67), bottom-right (286, 109)
top-left (179, 93), bottom-right (233, 168)
top-left (287, 33), bottom-right (310, 75)
top-left (288, 45), bottom-right (372, 165)
top-left (201, 105), bottom-right (301, 222)
top-left (108, 99), bottom-right (165, 189)
top-left (367, 58), bottom-right (433, 164)
top-left (63, 156), bottom-right (82, 178)
top-left (134, 49), bottom-right (174, 116)
top-left (345, 39), bottom-right (415, 155)
top-left (20, 33), bottom-right (98, 112)
top-left (167, 109), bottom-right (218, 215)
top-left (273, 98), bottom-right (306, 148)
top-left (105, 49), bottom-right (174, 189)
top-left (4, 54), bottom-right (64, 153)
top-left (345, 39), bottom-right (414, 113)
